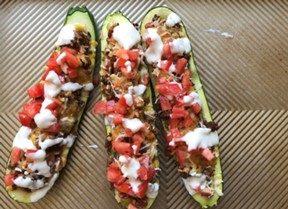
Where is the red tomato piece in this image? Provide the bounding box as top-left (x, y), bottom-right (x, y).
top-left (116, 58), bottom-right (127, 68)
top-left (118, 96), bottom-right (128, 107)
top-left (136, 182), bottom-right (148, 199)
top-left (64, 52), bottom-right (79, 68)
top-left (128, 204), bottom-right (137, 209)
top-left (62, 47), bottom-right (77, 55)
top-left (159, 96), bottom-right (172, 111)
top-left (10, 147), bottom-right (24, 164)
top-left (93, 100), bottom-right (107, 114)
top-left (171, 106), bottom-right (188, 119)
top-left (182, 70), bottom-right (192, 90)
top-left (46, 52), bottom-right (61, 74)
top-left (201, 148), bottom-right (215, 161)
top-left (113, 103), bottom-right (127, 115)
top-left (127, 50), bottom-right (139, 61)
top-left (156, 83), bottom-right (182, 96)
top-left (113, 114), bottom-right (124, 124)
top-left (121, 67), bottom-right (134, 79)
top-left (18, 112), bottom-right (32, 127)
top-left (45, 102), bottom-right (59, 110)
top-left (106, 100), bottom-right (115, 114)
top-left (165, 133), bottom-right (173, 144)
top-left (107, 164), bottom-right (124, 184)
top-left (138, 166), bottom-right (149, 181)
top-left (162, 43), bottom-right (172, 59)
top-left (176, 148), bottom-right (187, 168)
top-left (137, 154), bottom-right (149, 168)
top-left (125, 128), bottom-right (133, 137)
top-left (22, 100), bottom-right (42, 118)
top-left (170, 118), bottom-right (182, 138)
top-left (44, 122), bottom-right (60, 133)
top-left (145, 37), bottom-right (152, 47)
top-left (175, 58), bottom-right (188, 75)
top-left (115, 49), bottom-right (129, 60)
top-left (132, 133), bottom-right (144, 143)
top-left (159, 60), bottom-right (172, 71)
top-left (147, 168), bottom-right (156, 182)
top-left (192, 103), bottom-right (202, 114)
top-left (27, 83), bottom-right (44, 99)
top-left (183, 115), bottom-right (194, 127)
top-left (112, 141), bottom-right (133, 156)
top-left (67, 68), bottom-right (78, 79)
top-left (114, 182), bottom-right (134, 196)
top-left (4, 174), bottom-right (15, 187)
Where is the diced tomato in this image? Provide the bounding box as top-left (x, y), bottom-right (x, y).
top-left (156, 77), bottom-right (167, 84)
top-left (162, 43), bottom-right (172, 59)
top-left (165, 133), bottom-right (173, 144)
top-left (132, 133), bottom-right (144, 143)
top-left (171, 106), bottom-right (188, 119)
top-left (175, 148), bottom-right (187, 168)
top-left (183, 115), bottom-right (194, 127)
top-left (113, 103), bottom-right (127, 115)
top-left (159, 95), bottom-right (172, 111)
top-left (175, 58), bottom-right (188, 75)
top-left (22, 100), bottom-right (42, 118)
top-left (137, 154), bottom-right (149, 168)
top-left (116, 58), bottom-right (127, 68)
top-left (170, 118), bottom-right (182, 138)
top-left (159, 60), bottom-right (172, 71)
top-left (18, 112), bottom-right (32, 127)
top-left (106, 100), bottom-right (115, 114)
top-left (156, 83), bottom-right (182, 96)
top-left (44, 122), bottom-right (60, 133)
top-left (125, 128), bottom-right (133, 137)
top-left (4, 174), bottom-right (15, 187)
top-left (138, 166), bottom-right (148, 181)
top-left (201, 148), bottom-right (215, 161)
top-left (10, 147), bottom-right (23, 165)
top-left (62, 47), bottom-right (77, 55)
top-left (113, 114), bottom-right (124, 124)
top-left (93, 100), bottom-right (107, 114)
top-left (192, 103), bottom-right (202, 114)
top-left (136, 182), bottom-right (148, 199)
top-left (118, 96), bottom-right (128, 107)
top-left (127, 50), bottom-right (139, 61)
top-left (45, 102), bottom-right (59, 110)
top-left (182, 70), bottom-right (192, 90)
top-left (145, 37), bottom-right (152, 47)
top-left (115, 49), bottom-right (129, 60)
top-left (27, 83), bottom-right (44, 99)
top-left (67, 68), bottom-right (78, 79)
top-left (147, 168), bottom-right (156, 182)
top-left (46, 52), bottom-right (61, 74)
top-left (107, 164), bottom-right (125, 184)
top-left (128, 204), bottom-right (137, 209)
top-left (121, 67), bottom-right (134, 79)
top-left (64, 52), bottom-right (79, 68)
top-left (114, 182), bottom-right (134, 196)
top-left (112, 141), bottom-right (133, 156)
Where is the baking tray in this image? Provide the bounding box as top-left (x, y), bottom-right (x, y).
top-left (1, 0), bottom-right (288, 209)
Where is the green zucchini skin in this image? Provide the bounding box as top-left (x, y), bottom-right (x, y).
top-left (5, 6), bottom-right (97, 203)
top-left (140, 6), bottom-right (223, 208)
top-left (100, 12), bottom-right (159, 209)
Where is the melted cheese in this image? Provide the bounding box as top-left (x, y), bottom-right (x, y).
top-left (123, 118), bottom-right (144, 133)
top-left (55, 24), bottom-right (75, 46)
top-left (180, 128), bottom-right (219, 151)
top-left (170, 38), bottom-right (191, 54)
top-left (112, 23), bottom-right (140, 50)
top-left (12, 127), bottom-right (36, 151)
top-left (34, 109), bottom-right (57, 129)
top-left (143, 28), bottom-right (163, 64)
top-left (166, 13), bottom-right (181, 27)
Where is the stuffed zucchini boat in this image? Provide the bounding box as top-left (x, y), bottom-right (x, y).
top-left (4, 6), bottom-right (97, 203)
top-left (140, 7), bottom-right (223, 208)
top-left (93, 12), bottom-right (159, 209)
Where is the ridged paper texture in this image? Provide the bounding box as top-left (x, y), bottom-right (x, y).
top-left (1, 1), bottom-right (288, 209)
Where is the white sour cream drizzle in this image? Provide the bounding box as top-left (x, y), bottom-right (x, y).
top-left (128, 84), bottom-right (146, 96)
top-left (143, 28), bottom-right (163, 64)
top-left (34, 109), bottom-right (57, 129)
top-left (13, 127), bottom-right (36, 151)
top-left (122, 118), bottom-right (144, 133)
top-left (170, 38), bottom-right (191, 54)
top-left (166, 13), bottom-right (181, 27)
top-left (146, 182), bottom-right (159, 198)
top-left (112, 23), bottom-right (140, 50)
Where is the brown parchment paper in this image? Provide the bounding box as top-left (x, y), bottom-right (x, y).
top-left (0, 1), bottom-right (287, 209)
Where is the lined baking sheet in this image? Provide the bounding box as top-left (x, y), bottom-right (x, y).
top-left (1, 1), bottom-right (288, 209)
